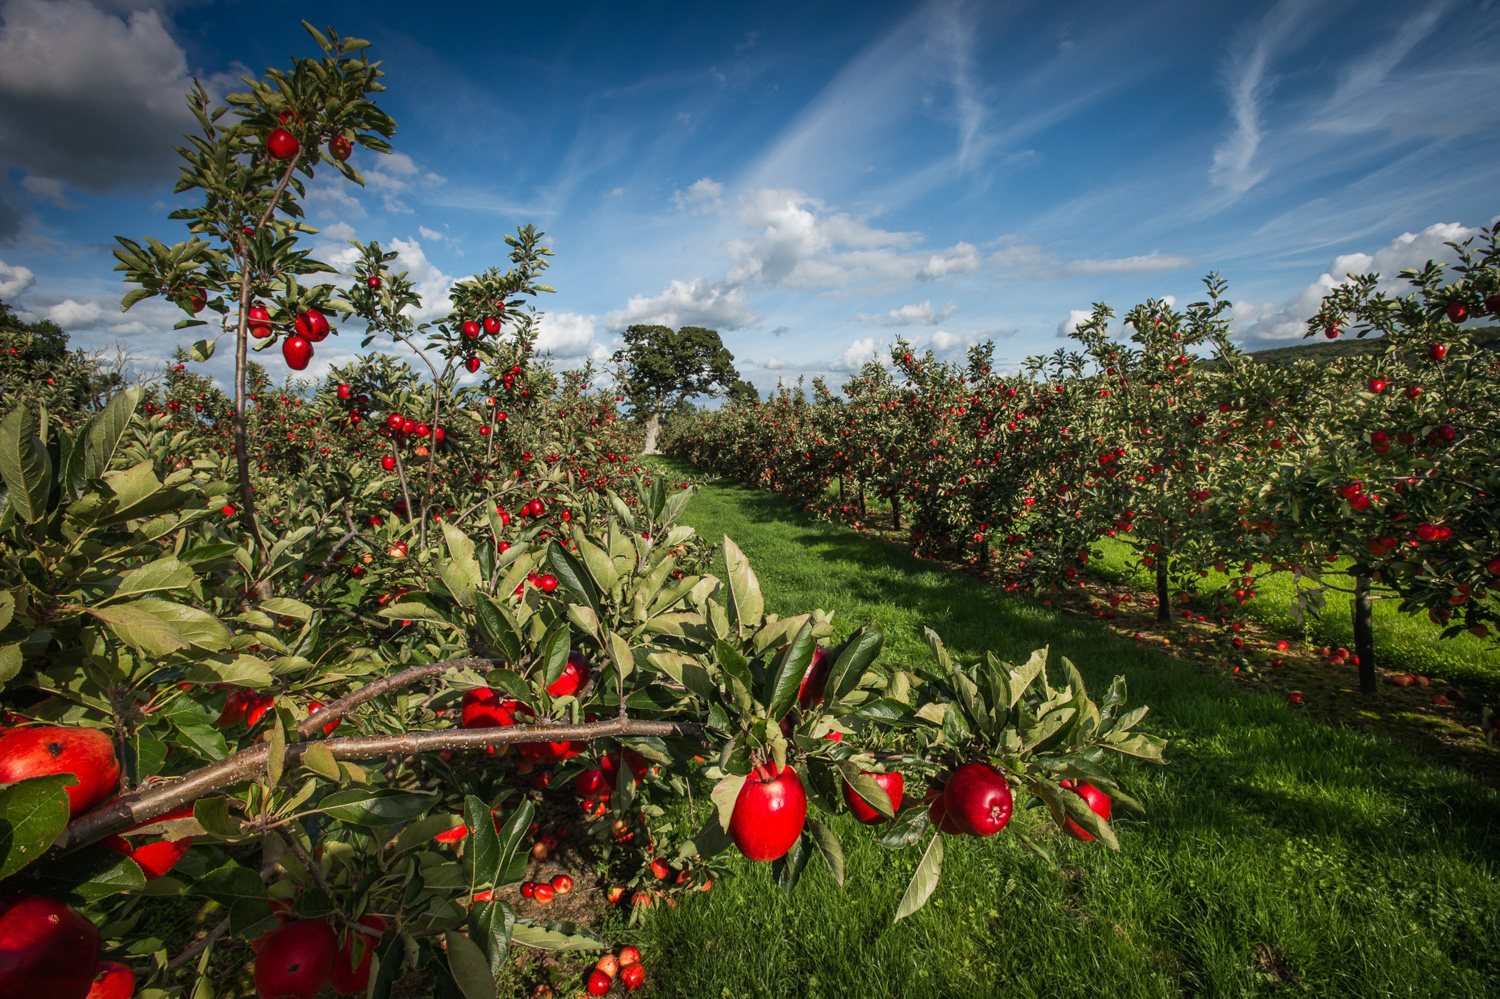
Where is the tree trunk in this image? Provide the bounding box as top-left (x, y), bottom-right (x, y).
top-left (858, 477), bottom-right (866, 517)
top-left (890, 492), bottom-right (901, 531)
top-left (1353, 570), bottom-right (1376, 694)
top-left (1155, 555), bottom-right (1170, 623)
top-left (642, 411), bottom-right (662, 455)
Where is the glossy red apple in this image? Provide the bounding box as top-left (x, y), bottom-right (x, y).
top-left (328, 136), bottom-right (352, 162)
top-left (729, 763), bottom-right (807, 861)
top-left (941, 762), bottom-right (1013, 836)
top-left (266, 127), bottom-right (299, 160)
top-left (85, 960), bottom-right (134, 999)
top-left (460, 689), bottom-right (517, 729)
top-left (282, 336), bottom-right (313, 371)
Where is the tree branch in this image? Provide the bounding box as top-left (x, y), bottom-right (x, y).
top-left (297, 657), bottom-right (500, 739)
top-left (63, 716), bottom-right (704, 849)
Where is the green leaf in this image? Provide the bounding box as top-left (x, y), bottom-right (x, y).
top-left (771, 833), bottom-right (810, 890)
top-left (0, 407), bottom-right (52, 523)
top-left (893, 831), bottom-right (944, 921)
top-left (493, 799), bottom-right (535, 888)
top-left (317, 788), bottom-right (436, 826)
top-left (462, 794), bottom-right (501, 890)
top-left (113, 557), bottom-right (194, 600)
top-left (764, 621), bottom-right (814, 721)
top-left (380, 594), bottom-right (461, 629)
top-left (836, 763), bottom-right (896, 820)
top-left (32, 846), bottom-right (145, 901)
top-left (806, 817), bottom-right (845, 886)
top-left (824, 622), bottom-right (885, 706)
top-left (546, 543), bottom-right (600, 616)
top-left (445, 929), bottom-right (497, 999)
top-left (509, 918), bottom-right (609, 952)
top-left (257, 597), bottom-right (315, 621)
top-left (722, 537), bottom-right (763, 636)
top-left (876, 804), bottom-right (929, 850)
top-left (474, 595), bottom-right (522, 662)
top-left (0, 774), bottom-right (74, 880)
top-left (440, 522), bottom-right (482, 605)
top-left (574, 532), bottom-right (618, 595)
top-left (302, 743), bottom-right (339, 780)
top-left (467, 900), bottom-right (514, 976)
top-left (188, 339), bottom-right (216, 362)
top-left (538, 621), bottom-right (570, 691)
top-left (710, 773), bottom-right (745, 832)
top-left (266, 713), bottom-right (286, 787)
top-left (0, 643), bottom-right (21, 687)
top-left (84, 388), bottom-right (142, 483)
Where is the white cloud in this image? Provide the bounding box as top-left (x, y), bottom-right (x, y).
top-left (320, 221), bottom-right (357, 241)
top-left (916, 242), bottom-right (982, 280)
top-left (1234, 220), bottom-right (1486, 348)
top-left (365, 152), bottom-right (446, 214)
top-left (387, 237), bottom-right (458, 321)
top-left (418, 226), bottom-right (447, 242)
top-left (603, 278), bottom-right (757, 332)
top-left (0, 258), bottom-right (35, 298)
top-left (1058, 308), bottom-right (1094, 338)
top-left (852, 300), bottom-right (956, 326)
top-left (535, 310), bottom-right (597, 358)
top-left (305, 183), bottom-right (365, 221)
top-left (43, 298), bottom-right (103, 326)
top-left (829, 336), bottom-right (884, 372)
top-left (1209, 0), bottom-right (1308, 198)
top-left (672, 177), bottom-right (724, 214)
top-left (764, 357), bottom-right (790, 370)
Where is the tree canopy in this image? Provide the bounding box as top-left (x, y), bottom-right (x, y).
top-left (612, 324), bottom-right (739, 417)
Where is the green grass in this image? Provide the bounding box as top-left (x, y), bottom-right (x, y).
top-left (1086, 537), bottom-right (1500, 697)
top-left (632, 458), bottom-right (1500, 999)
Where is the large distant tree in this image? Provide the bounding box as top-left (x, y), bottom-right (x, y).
top-left (613, 324), bottom-right (738, 452)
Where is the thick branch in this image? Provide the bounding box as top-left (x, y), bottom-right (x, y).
top-left (64, 716), bottom-right (703, 849)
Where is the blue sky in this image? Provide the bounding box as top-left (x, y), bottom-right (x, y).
top-left (1, 0), bottom-right (1498, 393)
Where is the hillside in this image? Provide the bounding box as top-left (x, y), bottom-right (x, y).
top-left (1232, 324), bottom-right (1500, 366)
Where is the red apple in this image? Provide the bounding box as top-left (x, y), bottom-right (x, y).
top-left (85, 960), bottom-right (134, 999)
top-left (941, 762), bottom-right (1013, 836)
top-left (283, 336), bottom-right (313, 371)
top-left (266, 127), bottom-right (299, 160)
top-left (729, 763), bottom-right (807, 861)
top-left (328, 915), bottom-right (385, 996)
top-left (1059, 780), bottom-right (1112, 841)
top-left (252, 919), bottom-right (336, 999)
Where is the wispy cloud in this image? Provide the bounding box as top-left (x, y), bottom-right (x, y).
top-left (1209, 0), bottom-right (1315, 199)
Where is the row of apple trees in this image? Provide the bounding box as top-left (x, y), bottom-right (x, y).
top-left (666, 233), bottom-right (1500, 695)
top-left (0, 22), bottom-right (1165, 999)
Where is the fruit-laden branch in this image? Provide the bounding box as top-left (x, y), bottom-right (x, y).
top-left (296, 656), bottom-right (503, 739)
top-left (63, 716), bottom-right (705, 849)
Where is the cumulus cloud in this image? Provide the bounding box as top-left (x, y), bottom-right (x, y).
top-left (852, 300), bottom-right (957, 326)
top-left (43, 298), bottom-right (104, 326)
top-left (603, 277), bottom-right (757, 332)
top-left (671, 178), bottom-right (724, 214)
top-left (534, 310), bottom-right (597, 358)
top-left (764, 356), bottom-right (790, 370)
top-left (1057, 308), bottom-right (1094, 338)
top-left (0, 258), bottom-right (34, 298)
top-left (386, 237), bottom-right (458, 321)
top-left (1234, 220), bottom-right (1486, 348)
top-left (0, 0), bottom-right (199, 193)
top-left (320, 221), bottom-right (357, 241)
top-left (829, 336), bottom-right (884, 372)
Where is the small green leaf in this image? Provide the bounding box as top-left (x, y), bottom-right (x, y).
top-left (189, 339), bottom-right (216, 362)
top-left (302, 743), bottom-right (339, 780)
top-left (722, 536), bottom-right (764, 636)
top-left (806, 817), bottom-right (845, 886)
top-left (317, 789), bottom-right (436, 826)
top-left (710, 773), bottom-right (745, 832)
top-left (894, 831), bottom-right (944, 921)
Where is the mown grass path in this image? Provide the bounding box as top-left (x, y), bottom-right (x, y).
top-left (636, 459), bottom-right (1500, 999)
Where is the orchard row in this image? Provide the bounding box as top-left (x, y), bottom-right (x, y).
top-left (667, 244), bottom-right (1500, 693)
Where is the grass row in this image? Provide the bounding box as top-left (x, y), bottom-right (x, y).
top-left (631, 458), bottom-right (1500, 999)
